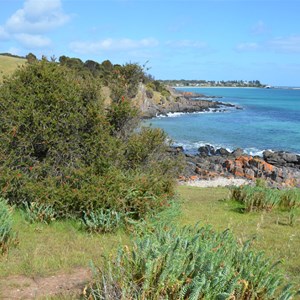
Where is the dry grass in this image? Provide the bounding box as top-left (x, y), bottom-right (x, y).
top-left (0, 55), bottom-right (26, 83)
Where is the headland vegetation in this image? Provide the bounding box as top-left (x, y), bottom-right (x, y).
top-left (0, 53), bottom-right (299, 299)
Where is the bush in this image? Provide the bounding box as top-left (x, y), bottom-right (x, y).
top-left (23, 202), bottom-right (56, 224)
top-left (0, 198), bottom-right (16, 254)
top-left (232, 186), bottom-right (281, 212)
top-left (0, 59), bottom-right (181, 220)
top-left (84, 224), bottom-right (296, 299)
top-left (231, 185), bottom-right (300, 213)
top-left (82, 208), bottom-right (128, 233)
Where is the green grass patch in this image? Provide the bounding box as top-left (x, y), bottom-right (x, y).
top-left (0, 209), bottom-right (128, 278)
top-left (178, 186), bottom-right (300, 290)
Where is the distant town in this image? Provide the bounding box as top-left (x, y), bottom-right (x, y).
top-left (160, 79), bottom-right (266, 88)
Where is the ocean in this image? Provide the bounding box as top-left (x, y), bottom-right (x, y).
top-left (144, 87), bottom-right (300, 155)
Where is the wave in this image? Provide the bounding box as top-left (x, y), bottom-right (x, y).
top-left (156, 106), bottom-right (235, 118)
top-left (173, 141), bottom-right (269, 157)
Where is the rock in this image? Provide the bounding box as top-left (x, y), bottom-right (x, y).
top-left (233, 166), bottom-right (244, 177)
top-left (232, 148), bottom-right (244, 157)
top-left (198, 145), bottom-right (215, 156)
top-left (244, 168), bottom-right (255, 180)
top-left (263, 150), bottom-right (300, 169)
top-left (282, 152), bottom-right (298, 163)
top-left (215, 148), bottom-right (230, 156)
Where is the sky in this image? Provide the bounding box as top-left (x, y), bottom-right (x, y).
top-left (1, 0), bottom-right (300, 86)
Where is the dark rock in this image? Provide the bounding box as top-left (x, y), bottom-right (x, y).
top-left (198, 145), bottom-right (216, 156)
top-left (216, 147), bottom-right (230, 156)
top-left (232, 148), bottom-right (244, 157)
top-left (282, 152), bottom-right (298, 163)
top-left (263, 150), bottom-right (300, 169)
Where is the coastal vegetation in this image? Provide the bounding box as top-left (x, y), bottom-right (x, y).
top-left (232, 181), bottom-right (300, 215)
top-left (0, 54), bottom-right (299, 298)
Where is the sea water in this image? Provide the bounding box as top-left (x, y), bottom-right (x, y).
top-left (144, 87), bottom-right (300, 155)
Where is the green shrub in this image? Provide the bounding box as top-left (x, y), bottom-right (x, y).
top-left (280, 189), bottom-right (300, 210)
top-left (232, 186), bottom-right (280, 212)
top-left (0, 198), bottom-right (16, 254)
top-left (85, 224), bottom-right (295, 299)
top-left (23, 201), bottom-right (56, 224)
top-left (232, 185), bottom-right (300, 213)
top-left (82, 208), bottom-right (128, 233)
top-left (0, 59), bottom-right (181, 220)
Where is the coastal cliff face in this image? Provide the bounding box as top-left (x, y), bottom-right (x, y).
top-left (132, 84), bottom-right (235, 118)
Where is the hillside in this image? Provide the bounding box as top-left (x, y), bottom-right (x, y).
top-left (0, 54), bottom-right (26, 83)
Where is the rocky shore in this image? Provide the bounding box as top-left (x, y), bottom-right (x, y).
top-left (140, 87), bottom-right (239, 118)
top-left (172, 145), bottom-right (300, 188)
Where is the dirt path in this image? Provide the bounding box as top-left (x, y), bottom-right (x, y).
top-left (0, 267), bottom-right (91, 299)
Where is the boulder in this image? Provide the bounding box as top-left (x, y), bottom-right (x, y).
top-left (215, 148), bottom-right (230, 156)
top-left (232, 148), bottom-right (244, 157)
top-left (198, 145), bottom-right (215, 156)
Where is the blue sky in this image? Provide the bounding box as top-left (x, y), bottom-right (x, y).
top-left (1, 0), bottom-right (300, 86)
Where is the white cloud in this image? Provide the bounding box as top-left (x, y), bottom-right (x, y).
top-left (236, 35), bottom-right (300, 53)
top-left (235, 42), bottom-right (259, 52)
top-left (267, 35), bottom-right (300, 53)
top-left (166, 40), bottom-right (208, 49)
top-left (15, 33), bottom-right (51, 48)
top-left (5, 0), bottom-right (70, 33)
top-left (0, 0), bottom-right (70, 49)
top-left (70, 38), bottom-right (159, 54)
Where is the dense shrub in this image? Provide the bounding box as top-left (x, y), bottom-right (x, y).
top-left (85, 224), bottom-right (296, 299)
top-left (0, 59), bottom-right (181, 219)
top-left (0, 198), bottom-right (16, 254)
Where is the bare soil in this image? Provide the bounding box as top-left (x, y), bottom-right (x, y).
top-left (0, 267), bottom-right (91, 299)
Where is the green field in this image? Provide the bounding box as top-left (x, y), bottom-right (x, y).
top-left (0, 55), bottom-right (26, 82)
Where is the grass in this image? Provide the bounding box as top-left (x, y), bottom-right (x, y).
top-left (178, 186), bottom-right (300, 290)
top-left (0, 55), bottom-right (26, 83)
top-left (1, 186), bottom-right (299, 297)
top-left (0, 210), bottom-right (128, 278)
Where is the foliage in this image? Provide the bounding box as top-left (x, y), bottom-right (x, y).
top-left (0, 59), bottom-right (181, 220)
top-left (231, 185), bottom-right (281, 212)
top-left (106, 100), bottom-right (139, 138)
top-left (231, 185), bottom-right (300, 213)
top-left (84, 224), bottom-right (296, 299)
top-left (23, 201), bottom-right (56, 224)
top-left (0, 198), bottom-right (17, 254)
top-left (82, 208), bottom-right (128, 233)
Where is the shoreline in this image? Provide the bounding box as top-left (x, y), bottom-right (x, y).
top-left (174, 86), bottom-right (260, 89)
top-left (174, 144), bottom-right (300, 189)
top-left (141, 87), bottom-right (238, 119)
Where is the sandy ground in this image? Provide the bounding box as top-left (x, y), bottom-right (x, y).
top-left (179, 177), bottom-right (251, 188)
top-left (0, 267), bottom-right (91, 299)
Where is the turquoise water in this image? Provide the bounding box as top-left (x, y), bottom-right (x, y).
top-left (145, 87), bottom-right (300, 155)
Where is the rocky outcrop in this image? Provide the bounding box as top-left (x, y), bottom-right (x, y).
top-left (138, 85), bottom-right (238, 119)
top-left (263, 150), bottom-right (300, 169)
top-left (175, 145), bottom-right (300, 188)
